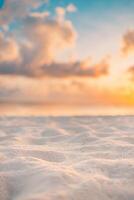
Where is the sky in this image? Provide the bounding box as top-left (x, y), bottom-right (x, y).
top-left (0, 0), bottom-right (134, 116)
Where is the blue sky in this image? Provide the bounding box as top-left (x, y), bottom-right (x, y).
top-left (64, 0), bottom-right (134, 60)
top-left (0, 0), bottom-right (4, 8)
top-left (35, 0), bottom-right (134, 60)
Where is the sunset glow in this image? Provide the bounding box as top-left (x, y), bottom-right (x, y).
top-left (0, 0), bottom-right (134, 115)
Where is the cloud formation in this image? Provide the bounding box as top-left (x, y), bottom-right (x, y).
top-left (0, 0), bottom-right (111, 115)
top-left (122, 29), bottom-right (134, 55)
top-left (0, 16), bottom-right (77, 76)
top-left (40, 59), bottom-right (109, 78)
top-left (0, 1), bottom-right (108, 78)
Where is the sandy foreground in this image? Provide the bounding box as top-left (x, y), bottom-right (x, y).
top-left (0, 116), bottom-right (134, 200)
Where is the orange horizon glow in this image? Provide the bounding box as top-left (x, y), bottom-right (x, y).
top-left (1, 0), bottom-right (134, 115)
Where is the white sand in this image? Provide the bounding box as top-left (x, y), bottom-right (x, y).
top-left (0, 116), bottom-right (134, 200)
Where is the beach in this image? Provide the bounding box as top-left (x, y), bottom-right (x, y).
top-left (0, 116), bottom-right (134, 200)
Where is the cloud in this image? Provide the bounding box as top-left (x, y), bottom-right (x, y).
top-left (0, 32), bottom-right (20, 62)
top-left (0, 87), bottom-right (18, 99)
top-left (0, 1), bottom-right (109, 78)
top-left (0, 74), bottom-right (111, 108)
top-left (40, 59), bottom-right (109, 78)
top-left (66, 4), bottom-right (77, 13)
top-left (20, 15), bottom-right (76, 74)
top-left (55, 4), bottom-right (77, 22)
top-left (56, 7), bottom-right (66, 22)
top-left (0, 38), bottom-right (109, 78)
top-left (122, 29), bottom-right (134, 55)
top-left (127, 65), bottom-right (134, 80)
top-left (0, 9), bottom-right (77, 76)
top-left (0, 58), bottom-right (109, 78)
top-left (0, 0), bottom-right (47, 25)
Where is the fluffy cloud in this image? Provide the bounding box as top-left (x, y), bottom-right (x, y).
top-left (0, 1), bottom-right (109, 78)
top-left (0, 16), bottom-right (77, 76)
top-left (0, 22), bottom-right (108, 78)
top-left (122, 30), bottom-right (134, 55)
top-left (0, 0), bottom-right (77, 76)
top-left (21, 16), bottom-right (76, 67)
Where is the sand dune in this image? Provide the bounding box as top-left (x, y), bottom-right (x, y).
top-left (0, 116), bottom-right (134, 200)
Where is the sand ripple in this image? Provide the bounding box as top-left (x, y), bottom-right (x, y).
top-left (0, 116), bottom-right (134, 200)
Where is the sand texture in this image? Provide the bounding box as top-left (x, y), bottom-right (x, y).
top-left (0, 116), bottom-right (134, 200)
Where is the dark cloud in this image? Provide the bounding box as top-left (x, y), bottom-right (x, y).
top-left (0, 58), bottom-right (109, 78)
top-left (40, 60), bottom-right (109, 78)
